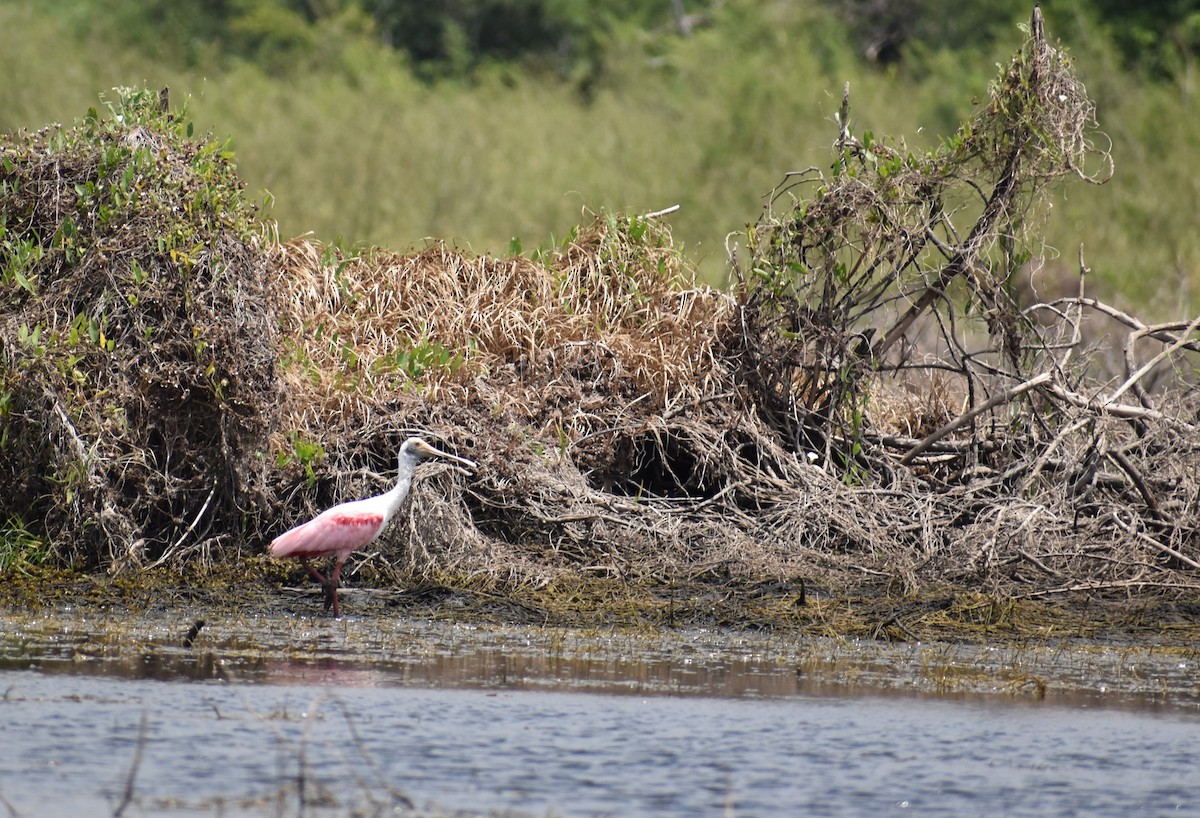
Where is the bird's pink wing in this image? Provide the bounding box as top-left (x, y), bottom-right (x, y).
top-left (269, 506), bottom-right (386, 560)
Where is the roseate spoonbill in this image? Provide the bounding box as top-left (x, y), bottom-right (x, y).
top-left (270, 437), bottom-right (475, 617)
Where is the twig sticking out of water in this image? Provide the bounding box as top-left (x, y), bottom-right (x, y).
top-left (235, 691), bottom-right (333, 816)
top-left (112, 710), bottom-right (149, 818)
top-left (182, 619), bottom-right (206, 648)
top-left (330, 698), bottom-right (416, 811)
top-left (295, 723), bottom-right (308, 818)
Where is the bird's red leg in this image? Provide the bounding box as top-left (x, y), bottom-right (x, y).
top-left (300, 558), bottom-right (335, 611)
top-left (327, 558), bottom-right (345, 618)
top-left (301, 558), bottom-right (329, 586)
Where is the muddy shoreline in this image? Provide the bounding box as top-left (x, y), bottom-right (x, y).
top-left (6, 562), bottom-right (1200, 640)
top-left (3, 565), bottom-right (1198, 711)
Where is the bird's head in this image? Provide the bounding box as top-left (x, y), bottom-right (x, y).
top-left (399, 437), bottom-right (476, 471)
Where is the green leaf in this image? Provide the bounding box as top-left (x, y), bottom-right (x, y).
top-left (13, 269), bottom-right (34, 294)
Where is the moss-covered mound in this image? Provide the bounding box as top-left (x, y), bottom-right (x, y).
top-left (0, 88), bottom-right (278, 571)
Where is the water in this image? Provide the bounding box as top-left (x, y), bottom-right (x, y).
top-left (2, 615), bottom-right (1198, 817)
top-left (3, 670), bottom-right (1198, 817)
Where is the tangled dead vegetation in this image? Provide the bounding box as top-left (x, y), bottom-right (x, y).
top-left (2, 14), bottom-right (1198, 623)
top-left (723, 9), bottom-right (1199, 603)
top-left (264, 10), bottom-right (1199, 608)
top-left (0, 88), bottom-right (278, 572)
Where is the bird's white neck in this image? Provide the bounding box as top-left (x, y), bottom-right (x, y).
top-left (379, 476), bottom-right (411, 522)
top-left (378, 447), bottom-right (423, 523)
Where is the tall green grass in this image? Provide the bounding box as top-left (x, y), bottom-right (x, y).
top-left (2, 0), bottom-right (1197, 309)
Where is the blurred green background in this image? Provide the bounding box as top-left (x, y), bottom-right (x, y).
top-left (2, 0), bottom-right (1197, 313)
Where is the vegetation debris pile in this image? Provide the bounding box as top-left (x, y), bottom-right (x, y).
top-left (2, 15), bottom-right (1197, 621)
top-left (0, 88), bottom-right (278, 571)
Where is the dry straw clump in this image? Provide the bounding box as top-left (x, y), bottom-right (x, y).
top-left (269, 212), bottom-right (729, 436)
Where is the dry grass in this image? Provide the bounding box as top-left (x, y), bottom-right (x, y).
top-left (269, 212), bottom-right (730, 435)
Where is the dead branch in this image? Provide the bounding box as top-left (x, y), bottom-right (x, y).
top-left (900, 373), bottom-right (1051, 466)
top-left (1108, 513), bottom-right (1200, 571)
top-left (1105, 449), bottom-right (1162, 520)
top-left (1114, 312), bottom-right (1200, 410)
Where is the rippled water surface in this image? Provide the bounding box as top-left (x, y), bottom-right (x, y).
top-left (2, 613), bottom-right (1198, 817)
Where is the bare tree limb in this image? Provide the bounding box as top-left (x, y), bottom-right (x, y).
top-left (1112, 311), bottom-right (1200, 409)
top-left (1109, 512), bottom-right (1200, 571)
top-left (901, 373), bottom-right (1051, 466)
top-left (1043, 381), bottom-right (1195, 429)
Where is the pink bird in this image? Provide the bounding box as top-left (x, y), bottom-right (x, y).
top-left (270, 437), bottom-right (475, 617)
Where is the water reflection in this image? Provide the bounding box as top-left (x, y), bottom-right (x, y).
top-left (252, 649), bottom-right (808, 698)
top-left (2, 612), bottom-right (1197, 711)
top-left (1, 639), bottom-right (816, 697)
